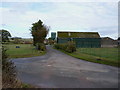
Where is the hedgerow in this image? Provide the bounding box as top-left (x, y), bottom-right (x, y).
top-left (54, 41), bottom-right (76, 53)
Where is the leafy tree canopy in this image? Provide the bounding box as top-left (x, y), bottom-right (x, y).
top-left (0, 29), bottom-right (11, 42)
top-left (30, 20), bottom-right (49, 45)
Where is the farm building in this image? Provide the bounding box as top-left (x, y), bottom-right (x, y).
top-left (51, 32), bottom-right (56, 40)
top-left (57, 31), bottom-right (101, 48)
top-left (101, 37), bottom-right (118, 47)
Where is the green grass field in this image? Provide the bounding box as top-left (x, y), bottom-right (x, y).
top-left (57, 47), bottom-right (119, 67)
top-left (4, 44), bottom-right (46, 58)
top-left (77, 48), bottom-right (118, 61)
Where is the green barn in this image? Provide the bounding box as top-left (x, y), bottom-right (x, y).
top-left (57, 31), bottom-right (101, 48)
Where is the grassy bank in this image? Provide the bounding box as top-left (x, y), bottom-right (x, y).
top-left (4, 44), bottom-right (46, 58)
top-left (55, 47), bottom-right (119, 67)
top-left (21, 83), bottom-right (36, 88)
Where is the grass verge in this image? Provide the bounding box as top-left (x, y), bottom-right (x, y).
top-left (21, 83), bottom-right (36, 88)
top-left (3, 44), bottom-right (46, 58)
top-left (54, 48), bottom-right (119, 67)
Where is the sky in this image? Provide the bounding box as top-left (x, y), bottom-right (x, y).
top-left (0, 1), bottom-right (118, 39)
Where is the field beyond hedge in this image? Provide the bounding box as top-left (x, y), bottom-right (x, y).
top-left (77, 48), bottom-right (118, 61)
top-left (4, 44), bottom-right (46, 58)
top-left (57, 47), bottom-right (119, 67)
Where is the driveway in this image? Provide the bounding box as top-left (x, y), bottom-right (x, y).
top-left (12, 45), bottom-right (119, 88)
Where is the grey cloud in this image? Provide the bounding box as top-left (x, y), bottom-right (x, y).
top-left (90, 26), bottom-right (118, 38)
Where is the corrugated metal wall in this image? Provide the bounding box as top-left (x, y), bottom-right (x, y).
top-left (57, 38), bottom-right (69, 43)
top-left (57, 38), bottom-right (101, 48)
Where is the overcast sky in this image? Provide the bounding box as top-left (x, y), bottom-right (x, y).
top-left (0, 1), bottom-right (118, 39)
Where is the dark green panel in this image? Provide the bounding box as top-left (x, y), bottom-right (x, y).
top-left (57, 38), bottom-right (68, 43)
top-left (57, 38), bottom-right (101, 48)
top-left (51, 32), bottom-right (56, 40)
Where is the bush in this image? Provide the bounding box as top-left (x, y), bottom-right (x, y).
top-left (54, 41), bottom-right (76, 53)
top-left (65, 41), bottom-right (76, 53)
top-left (49, 40), bottom-right (56, 45)
top-left (24, 41), bottom-right (33, 44)
top-left (2, 46), bottom-right (21, 88)
top-left (36, 43), bottom-right (46, 51)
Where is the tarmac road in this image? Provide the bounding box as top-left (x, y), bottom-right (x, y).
top-left (12, 45), bottom-right (119, 88)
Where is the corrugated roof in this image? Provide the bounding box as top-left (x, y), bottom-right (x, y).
top-left (57, 31), bottom-right (100, 38)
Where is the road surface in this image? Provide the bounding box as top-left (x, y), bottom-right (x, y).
top-left (12, 45), bottom-right (119, 88)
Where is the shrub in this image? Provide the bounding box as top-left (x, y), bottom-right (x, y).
top-left (2, 46), bottom-right (21, 88)
top-left (49, 40), bottom-right (55, 45)
top-left (24, 41), bottom-right (33, 44)
top-left (65, 41), bottom-right (76, 53)
top-left (36, 43), bottom-right (46, 51)
top-left (54, 41), bottom-right (76, 53)
top-left (54, 44), bottom-right (60, 49)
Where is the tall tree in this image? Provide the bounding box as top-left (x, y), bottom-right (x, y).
top-left (0, 29), bottom-right (11, 42)
top-left (30, 20), bottom-right (49, 46)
